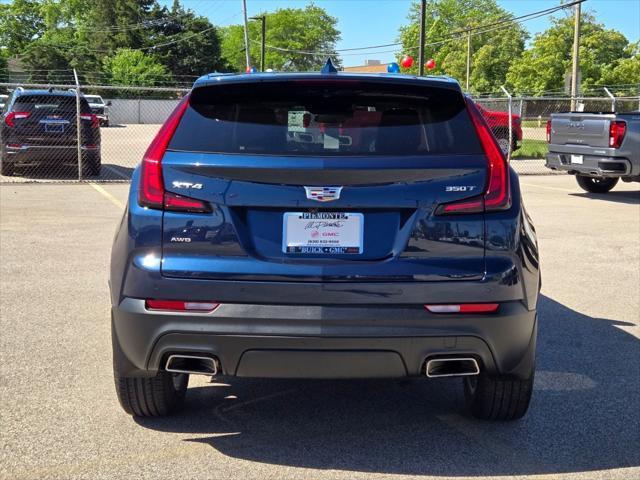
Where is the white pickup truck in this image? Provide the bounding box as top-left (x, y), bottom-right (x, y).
top-left (546, 111), bottom-right (640, 193)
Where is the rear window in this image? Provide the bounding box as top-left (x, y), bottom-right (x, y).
top-left (13, 95), bottom-right (90, 113)
top-left (169, 81), bottom-right (482, 156)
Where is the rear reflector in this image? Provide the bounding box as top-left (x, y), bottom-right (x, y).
top-left (145, 299), bottom-right (219, 312)
top-left (609, 121), bottom-right (626, 148)
top-left (436, 100), bottom-right (510, 215)
top-left (425, 303), bottom-right (500, 314)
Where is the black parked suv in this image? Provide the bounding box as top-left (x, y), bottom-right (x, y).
top-left (110, 70), bottom-right (540, 421)
top-left (0, 89), bottom-right (101, 176)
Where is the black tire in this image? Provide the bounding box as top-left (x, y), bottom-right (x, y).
top-left (114, 370), bottom-right (189, 417)
top-left (1, 158), bottom-right (14, 176)
top-left (83, 157), bottom-right (101, 177)
top-left (464, 373), bottom-right (534, 421)
top-left (576, 175), bottom-right (619, 193)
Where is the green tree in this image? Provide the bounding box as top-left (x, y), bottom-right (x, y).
top-left (79, 0), bottom-right (155, 55)
top-left (146, 0), bottom-right (229, 78)
top-left (103, 48), bottom-right (168, 86)
top-left (220, 5), bottom-right (341, 72)
top-left (0, 51), bottom-right (8, 83)
top-left (506, 13), bottom-right (634, 95)
top-left (0, 0), bottom-right (46, 53)
top-left (598, 42), bottom-right (640, 95)
top-left (397, 0), bottom-right (527, 93)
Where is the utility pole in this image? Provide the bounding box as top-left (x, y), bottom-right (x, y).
top-left (466, 30), bottom-right (471, 91)
top-left (570, 1), bottom-right (581, 110)
top-left (242, 0), bottom-right (251, 70)
top-left (250, 15), bottom-right (266, 72)
top-left (418, 0), bottom-right (426, 76)
top-left (73, 69), bottom-right (82, 180)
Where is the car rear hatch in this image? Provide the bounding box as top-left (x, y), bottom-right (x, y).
top-left (5, 94), bottom-right (98, 148)
top-left (142, 77), bottom-right (509, 282)
top-left (550, 113), bottom-right (615, 148)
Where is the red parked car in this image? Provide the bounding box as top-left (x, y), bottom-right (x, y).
top-left (476, 103), bottom-right (522, 154)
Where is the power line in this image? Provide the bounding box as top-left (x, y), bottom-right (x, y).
top-left (250, 0), bottom-right (585, 58)
top-left (22, 10), bottom-right (242, 54)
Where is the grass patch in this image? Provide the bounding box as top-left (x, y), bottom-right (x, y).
top-left (521, 119), bottom-right (547, 128)
top-left (512, 139), bottom-right (548, 159)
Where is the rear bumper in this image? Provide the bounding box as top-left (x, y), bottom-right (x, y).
top-left (112, 298), bottom-right (537, 380)
top-left (4, 145), bottom-right (100, 164)
top-left (546, 152), bottom-right (632, 177)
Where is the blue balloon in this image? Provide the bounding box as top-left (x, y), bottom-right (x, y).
top-left (387, 62), bottom-right (400, 73)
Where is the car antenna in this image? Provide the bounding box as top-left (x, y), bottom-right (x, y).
top-left (321, 58), bottom-right (338, 74)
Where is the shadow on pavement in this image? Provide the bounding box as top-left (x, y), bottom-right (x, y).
top-left (570, 190), bottom-right (640, 205)
top-left (135, 295), bottom-right (640, 476)
top-left (100, 164), bottom-right (133, 180)
top-left (3, 163), bottom-right (133, 181)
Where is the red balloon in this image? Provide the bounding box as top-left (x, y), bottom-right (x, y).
top-left (425, 58), bottom-right (436, 70)
top-left (401, 55), bottom-right (414, 68)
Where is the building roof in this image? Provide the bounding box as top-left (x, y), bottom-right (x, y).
top-left (342, 64), bottom-right (389, 73)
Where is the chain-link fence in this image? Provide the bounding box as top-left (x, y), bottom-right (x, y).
top-left (475, 94), bottom-right (640, 175)
top-left (0, 82), bottom-right (187, 182)
top-left (1, 80), bottom-right (639, 183)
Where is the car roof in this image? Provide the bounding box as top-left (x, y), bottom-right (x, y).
top-left (192, 72), bottom-right (461, 91)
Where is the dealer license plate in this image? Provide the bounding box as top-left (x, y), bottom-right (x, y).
top-left (283, 212), bottom-right (363, 254)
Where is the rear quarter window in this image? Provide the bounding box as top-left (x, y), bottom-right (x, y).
top-left (169, 81), bottom-right (482, 156)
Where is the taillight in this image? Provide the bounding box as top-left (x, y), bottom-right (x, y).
top-left (425, 303), bottom-right (499, 314)
top-left (609, 121), bottom-right (626, 148)
top-left (4, 111), bottom-right (30, 127)
top-left (436, 101), bottom-right (511, 215)
top-left (138, 94), bottom-right (209, 213)
top-left (80, 113), bottom-right (100, 129)
top-left (164, 192), bottom-right (212, 213)
top-left (145, 299), bottom-right (219, 312)
top-left (546, 120), bottom-right (551, 143)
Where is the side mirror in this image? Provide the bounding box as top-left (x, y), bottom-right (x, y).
top-left (106, 101), bottom-right (112, 106)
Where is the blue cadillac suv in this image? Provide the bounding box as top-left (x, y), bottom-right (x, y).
top-left (110, 69), bottom-right (540, 420)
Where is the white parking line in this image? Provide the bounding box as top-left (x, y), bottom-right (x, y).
top-left (520, 182), bottom-right (575, 193)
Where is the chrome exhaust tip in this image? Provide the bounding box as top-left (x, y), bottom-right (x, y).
top-left (165, 354), bottom-right (218, 376)
top-left (425, 357), bottom-right (480, 378)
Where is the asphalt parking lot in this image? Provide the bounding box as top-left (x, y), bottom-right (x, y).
top-left (1, 175), bottom-right (639, 480)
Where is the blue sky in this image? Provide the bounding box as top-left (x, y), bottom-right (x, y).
top-left (179, 0), bottom-right (640, 66)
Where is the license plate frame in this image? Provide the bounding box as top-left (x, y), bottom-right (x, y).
top-left (282, 212), bottom-right (364, 254)
top-left (570, 154), bottom-right (583, 164)
top-left (44, 123), bottom-right (64, 133)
